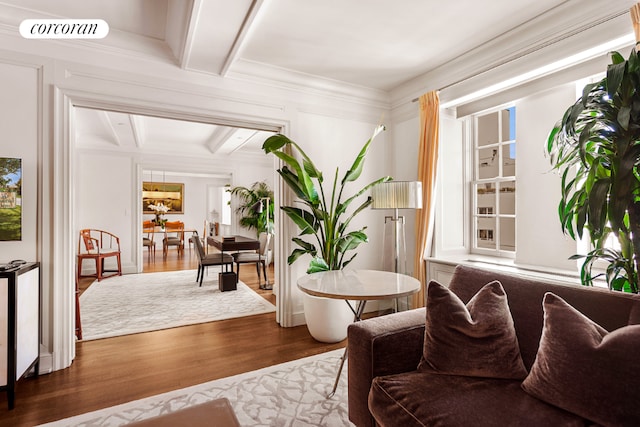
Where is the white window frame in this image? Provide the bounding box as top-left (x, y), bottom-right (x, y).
top-left (471, 105), bottom-right (516, 258)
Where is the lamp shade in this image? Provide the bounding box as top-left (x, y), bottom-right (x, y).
top-left (371, 181), bottom-right (423, 210)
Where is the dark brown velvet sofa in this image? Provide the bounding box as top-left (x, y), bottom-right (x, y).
top-left (348, 264), bottom-right (640, 427)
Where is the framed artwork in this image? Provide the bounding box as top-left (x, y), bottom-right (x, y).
top-left (142, 182), bottom-right (184, 214)
top-left (0, 157), bottom-right (22, 241)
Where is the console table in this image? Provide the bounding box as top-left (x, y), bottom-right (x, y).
top-left (0, 262), bottom-right (40, 409)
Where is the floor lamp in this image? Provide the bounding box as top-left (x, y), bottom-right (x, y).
top-left (371, 181), bottom-right (423, 276)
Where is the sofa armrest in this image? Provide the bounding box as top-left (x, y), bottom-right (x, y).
top-left (347, 308), bottom-right (425, 427)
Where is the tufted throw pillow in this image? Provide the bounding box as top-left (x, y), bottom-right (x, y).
top-left (418, 280), bottom-right (527, 380)
top-left (521, 293), bottom-right (640, 426)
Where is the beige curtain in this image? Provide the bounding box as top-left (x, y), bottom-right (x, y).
top-left (413, 91), bottom-right (440, 308)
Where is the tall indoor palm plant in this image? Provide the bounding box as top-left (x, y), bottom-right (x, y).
top-left (547, 47), bottom-right (640, 293)
top-left (228, 181), bottom-right (274, 236)
top-left (263, 125), bottom-right (391, 273)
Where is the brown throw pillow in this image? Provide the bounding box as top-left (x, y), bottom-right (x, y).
top-left (418, 280), bottom-right (527, 380)
top-left (521, 293), bottom-right (640, 426)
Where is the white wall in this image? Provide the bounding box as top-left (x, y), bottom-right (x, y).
top-left (514, 82), bottom-right (578, 270)
top-left (386, 116), bottom-right (421, 274)
top-left (0, 62), bottom-right (39, 263)
top-left (76, 152), bottom-right (134, 272)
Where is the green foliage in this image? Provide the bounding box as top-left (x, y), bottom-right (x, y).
top-left (547, 47), bottom-right (640, 293)
top-left (263, 125), bottom-right (391, 273)
top-left (0, 206), bottom-right (21, 241)
top-left (0, 158), bottom-right (20, 191)
top-left (228, 181), bottom-right (274, 236)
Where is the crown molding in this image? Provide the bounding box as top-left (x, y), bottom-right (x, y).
top-left (228, 58), bottom-right (391, 109)
top-left (390, 0), bottom-right (637, 108)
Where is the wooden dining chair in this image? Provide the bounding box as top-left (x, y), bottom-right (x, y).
top-left (77, 229), bottom-right (122, 281)
top-left (142, 220), bottom-right (156, 260)
top-left (163, 221), bottom-right (185, 256)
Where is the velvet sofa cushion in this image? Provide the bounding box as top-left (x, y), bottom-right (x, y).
top-left (522, 293), bottom-right (640, 427)
top-left (418, 280), bottom-right (527, 380)
top-left (369, 370), bottom-right (589, 427)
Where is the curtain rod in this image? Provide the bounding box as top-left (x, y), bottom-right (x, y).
top-left (411, 6), bottom-right (630, 103)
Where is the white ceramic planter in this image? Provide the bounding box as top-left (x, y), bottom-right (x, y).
top-left (303, 293), bottom-right (354, 343)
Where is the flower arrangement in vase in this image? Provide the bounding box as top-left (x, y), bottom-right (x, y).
top-left (148, 203), bottom-right (170, 228)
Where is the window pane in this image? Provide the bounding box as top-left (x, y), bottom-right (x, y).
top-left (478, 147), bottom-right (499, 179)
top-left (503, 143), bottom-right (516, 176)
top-left (500, 217), bottom-right (516, 252)
top-left (477, 112), bottom-right (498, 146)
top-left (476, 182), bottom-right (496, 214)
top-left (501, 107), bottom-right (515, 142)
top-left (499, 182), bottom-right (516, 215)
top-left (477, 217), bottom-right (496, 250)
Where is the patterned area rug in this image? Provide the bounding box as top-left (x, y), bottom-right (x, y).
top-left (39, 349), bottom-right (351, 427)
top-left (80, 269), bottom-right (276, 341)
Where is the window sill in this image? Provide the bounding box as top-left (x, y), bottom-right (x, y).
top-left (425, 254), bottom-right (593, 287)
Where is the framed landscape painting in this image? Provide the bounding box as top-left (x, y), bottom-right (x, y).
top-left (0, 157), bottom-right (22, 241)
top-left (142, 181), bottom-right (184, 214)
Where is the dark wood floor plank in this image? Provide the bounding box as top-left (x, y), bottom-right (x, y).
top-left (0, 248), bottom-right (344, 426)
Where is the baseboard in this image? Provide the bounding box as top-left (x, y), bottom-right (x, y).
top-left (37, 344), bottom-right (53, 375)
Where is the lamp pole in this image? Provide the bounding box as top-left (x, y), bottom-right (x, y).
top-left (385, 208), bottom-right (405, 275)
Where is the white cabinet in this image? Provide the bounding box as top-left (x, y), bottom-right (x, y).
top-left (0, 262), bottom-right (39, 409)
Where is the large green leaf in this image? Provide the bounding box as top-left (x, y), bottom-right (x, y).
top-left (307, 257), bottom-right (330, 273)
top-left (292, 237), bottom-right (316, 252)
top-left (337, 230), bottom-right (368, 253)
top-left (288, 248), bottom-right (310, 265)
top-left (263, 134), bottom-right (292, 153)
top-left (271, 150), bottom-right (319, 203)
top-left (342, 125), bottom-right (385, 184)
top-left (277, 167), bottom-right (307, 199)
top-left (282, 206), bottom-right (317, 235)
top-left (607, 60), bottom-right (625, 101)
top-left (336, 176), bottom-right (392, 217)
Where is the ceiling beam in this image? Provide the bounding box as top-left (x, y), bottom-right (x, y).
top-left (174, 0), bottom-right (203, 70)
top-left (99, 110), bottom-right (121, 147)
top-left (220, 0), bottom-right (269, 76)
top-left (206, 126), bottom-right (238, 154)
top-left (129, 114), bottom-right (146, 148)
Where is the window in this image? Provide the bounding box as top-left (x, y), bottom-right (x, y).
top-left (221, 187), bottom-right (231, 225)
top-left (472, 106), bottom-right (516, 255)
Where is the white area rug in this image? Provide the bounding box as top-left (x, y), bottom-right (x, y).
top-left (39, 349), bottom-right (351, 427)
top-left (80, 269), bottom-right (276, 341)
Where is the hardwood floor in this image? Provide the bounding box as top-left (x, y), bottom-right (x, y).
top-left (0, 246), bottom-right (345, 426)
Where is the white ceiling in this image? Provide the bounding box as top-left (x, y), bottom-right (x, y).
top-left (3, 0), bottom-right (637, 157)
top-left (73, 107), bottom-right (275, 157)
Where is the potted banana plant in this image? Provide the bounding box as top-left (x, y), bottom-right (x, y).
top-left (547, 47), bottom-right (640, 293)
top-left (263, 125), bottom-right (391, 341)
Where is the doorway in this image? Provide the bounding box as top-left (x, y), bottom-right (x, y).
top-left (65, 99), bottom-right (285, 362)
